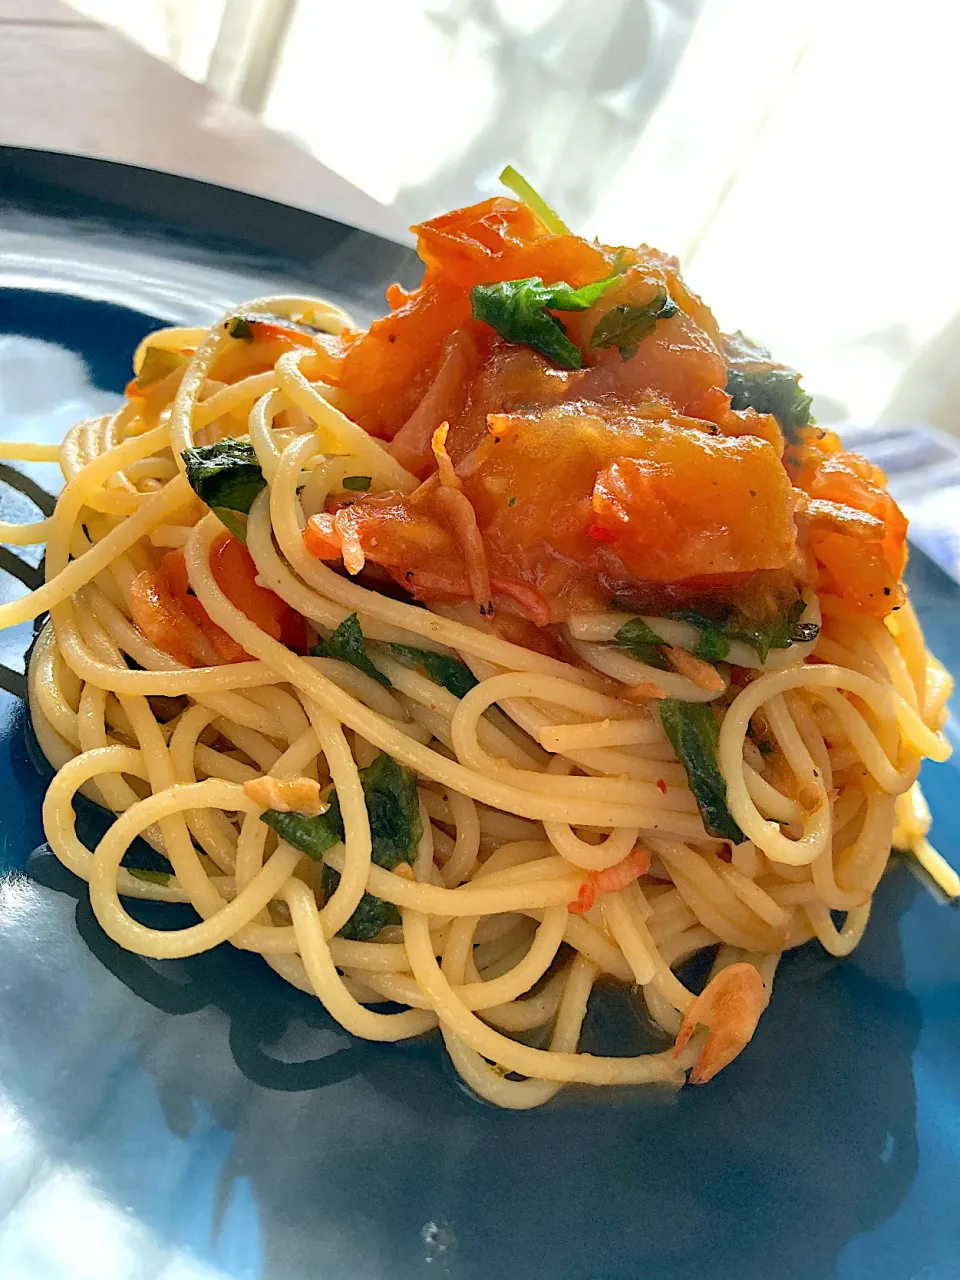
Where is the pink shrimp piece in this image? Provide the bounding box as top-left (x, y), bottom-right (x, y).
top-left (568, 845), bottom-right (651, 915)
top-left (490, 577), bottom-right (551, 627)
top-left (437, 486), bottom-right (493, 614)
top-left (430, 422), bottom-right (495, 615)
top-left (674, 961), bottom-right (768, 1084)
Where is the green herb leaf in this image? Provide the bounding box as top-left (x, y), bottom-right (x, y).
top-left (136, 346), bottom-right (185, 389)
top-left (319, 879), bottom-right (400, 941)
top-left (543, 277), bottom-right (623, 311)
top-left (726, 367), bottom-right (813, 440)
top-left (225, 310), bottom-right (332, 341)
top-left (226, 315), bottom-right (255, 341)
top-left (671, 600), bottom-right (819, 665)
top-left (590, 286), bottom-right (678, 361)
top-left (311, 613), bottom-right (390, 688)
top-left (729, 600), bottom-right (818, 664)
top-left (387, 643), bottom-right (478, 698)
top-left (182, 439), bottom-right (267, 523)
top-left (342, 475), bottom-right (372, 492)
top-left (263, 752), bottom-right (421, 941)
top-left (659, 699), bottom-right (744, 843)
top-left (351, 752), bottom-right (423, 868)
top-left (611, 617), bottom-right (670, 671)
top-left (261, 808), bottom-right (342, 860)
top-left (264, 753), bottom-right (422, 866)
top-left (670, 611), bottom-right (731, 664)
top-left (211, 507), bottom-right (249, 543)
top-left (499, 165), bottom-right (571, 235)
top-left (127, 867), bottom-right (172, 886)
top-left (723, 331), bottom-right (813, 442)
top-left (472, 279), bottom-right (579, 369)
top-left (470, 273), bottom-right (619, 370)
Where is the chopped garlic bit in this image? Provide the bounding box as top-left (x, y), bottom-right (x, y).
top-left (243, 775), bottom-right (327, 817)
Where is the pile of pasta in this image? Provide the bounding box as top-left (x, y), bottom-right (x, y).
top-left (0, 288), bottom-right (952, 1110)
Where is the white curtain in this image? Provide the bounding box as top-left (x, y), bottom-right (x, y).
top-left (65, 0), bottom-right (960, 432)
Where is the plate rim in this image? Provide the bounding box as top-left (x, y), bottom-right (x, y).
top-left (0, 144), bottom-right (420, 282)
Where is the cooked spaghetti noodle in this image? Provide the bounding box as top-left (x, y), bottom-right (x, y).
top-left (3, 179), bottom-right (954, 1107)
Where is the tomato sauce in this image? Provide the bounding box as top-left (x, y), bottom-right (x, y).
top-left (300, 196), bottom-right (907, 624)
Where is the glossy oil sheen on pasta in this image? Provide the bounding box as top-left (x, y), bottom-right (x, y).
top-left (1, 183), bottom-right (954, 1108)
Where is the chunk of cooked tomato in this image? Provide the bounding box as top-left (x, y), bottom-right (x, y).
top-left (562, 265), bottom-right (727, 415)
top-left (338, 281), bottom-right (473, 441)
top-left (579, 308), bottom-right (726, 416)
top-left (413, 198), bottom-right (551, 286)
top-left (208, 534), bottom-right (304, 646)
top-left (310, 196), bottom-right (907, 626)
top-left (305, 403), bottom-right (799, 622)
top-left (590, 428), bottom-right (796, 581)
top-left (131, 535), bottom-right (306, 664)
top-left (787, 430), bottom-right (907, 616)
top-left (337, 198), bottom-right (612, 441)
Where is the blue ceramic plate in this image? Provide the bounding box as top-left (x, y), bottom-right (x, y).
top-left (0, 148), bottom-right (958, 1280)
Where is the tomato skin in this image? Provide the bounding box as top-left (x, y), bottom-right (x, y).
top-left (412, 198), bottom-right (609, 290)
top-left (128, 567), bottom-right (200, 667)
top-left (183, 596), bottom-right (246, 663)
top-left (208, 534), bottom-right (303, 646)
top-left (155, 546), bottom-right (244, 662)
top-left (448, 342), bottom-right (582, 467)
top-left (388, 325), bottom-right (492, 476)
top-left (559, 264), bottom-right (726, 415)
top-left (686, 386), bottom-right (732, 422)
top-left (160, 547), bottom-right (190, 597)
top-left (304, 514), bottom-right (341, 560)
top-left (413, 198), bottom-right (551, 285)
top-left (131, 536), bottom-right (306, 665)
top-left (579, 310), bottom-right (726, 416)
top-left (808, 532), bottom-right (898, 616)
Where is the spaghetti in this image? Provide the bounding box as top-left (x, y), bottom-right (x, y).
top-left (2, 179), bottom-right (954, 1108)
